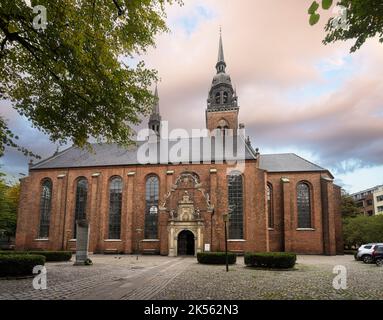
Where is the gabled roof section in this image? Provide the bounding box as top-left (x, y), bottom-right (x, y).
top-left (259, 153), bottom-right (331, 176)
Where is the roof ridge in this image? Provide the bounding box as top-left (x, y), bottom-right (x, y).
top-left (260, 153), bottom-right (295, 156)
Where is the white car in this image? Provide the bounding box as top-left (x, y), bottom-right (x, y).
top-left (356, 243), bottom-right (383, 263)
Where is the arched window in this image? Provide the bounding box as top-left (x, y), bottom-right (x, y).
top-left (267, 183), bottom-right (274, 229)
top-left (297, 182), bottom-right (311, 228)
top-left (145, 175), bottom-right (159, 239)
top-left (109, 176), bottom-right (123, 239)
top-left (39, 179), bottom-right (52, 238)
top-left (74, 178), bottom-right (88, 238)
top-left (228, 173), bottom-right (244, 239)
top-left (223, 91), bottom-right (229, 103)
top-left (215, 92), bottom-right (221, 104)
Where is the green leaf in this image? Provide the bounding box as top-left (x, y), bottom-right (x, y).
top-left (308, 1), bottom-right (320, 14)
top-left (322, 0), bottom-right (333, 10)
top-left (309, 13), bottom-right (321, 25)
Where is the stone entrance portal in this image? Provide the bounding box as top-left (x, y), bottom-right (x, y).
top-left (159, 172), bottom-right (214, 257)
top-left (167, 190), bottom-right (204, 257)
top-left (177, 230), bottom-right (195, 256)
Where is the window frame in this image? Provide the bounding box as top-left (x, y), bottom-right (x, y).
top-left (108, 176), bottom-right (123, 240)
top-left (267, 183), bottom-right (274, 229)
top-left (144, 175), bottom-right (160, 240)
top-left (227, 172), bottom-right (244, 240)
top-left (296, 182), bottom-right (313, 229)
top-left (38, 178), bottom-right (53, 239)
top-left (73, 177), bottom-right (88, 238)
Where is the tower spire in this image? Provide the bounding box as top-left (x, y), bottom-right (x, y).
top-left (216, 29), bottom-right (226, 73)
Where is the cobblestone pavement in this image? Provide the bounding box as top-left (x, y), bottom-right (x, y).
top-left (152, 255), bottom-right (383, 300)
top-left (0, 255), bottom-right (382, 300)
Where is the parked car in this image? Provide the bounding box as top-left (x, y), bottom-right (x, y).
top-left (372, 245), bottom-right (383, 267)
top-left (356, 243), bottom-right (383, 264)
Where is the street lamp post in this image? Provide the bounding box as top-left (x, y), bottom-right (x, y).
top-left (223, 213), bottom-right (229, 272)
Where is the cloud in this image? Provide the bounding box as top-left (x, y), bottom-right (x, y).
top-left (1, 0), bottom-right (383, 191)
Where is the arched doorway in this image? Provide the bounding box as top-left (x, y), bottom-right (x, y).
top-left (177, 230), bottom-right (195, 256)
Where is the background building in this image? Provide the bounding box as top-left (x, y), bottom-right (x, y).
top-left (351, 185), bottom-right (383, 216)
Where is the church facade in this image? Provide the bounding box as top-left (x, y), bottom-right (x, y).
top-left (15, 35), bottom-right (343, 256)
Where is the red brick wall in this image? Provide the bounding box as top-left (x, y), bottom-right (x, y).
top-left (206, 110), bottom-right (239, 132)
top-left (266, 172), bottom-right (340, 255)
top-left (15, 162), bottom-right (341, 255)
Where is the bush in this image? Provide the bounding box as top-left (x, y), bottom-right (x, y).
top-left (0, 251), bottom-right (72, 262)
top-left (244, 252), bottom-right (296, 269)
top-left (197, 252), bottom-right (237, 265)
top-left (28, 251), bottom-right (72, 262)
top-left (0, 254), bottom-right (46, 277)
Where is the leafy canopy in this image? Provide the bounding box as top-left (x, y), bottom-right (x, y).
top-left (0, 173), bottom-right (19, 238)
top-left (341, 194), bottom-right (360, 218)
top-left (308, 0), bottom-right (383, 52)
top-left (0, 0), bottom-right (182, 155)
top-left (343, 215), bottom-right (383, 248)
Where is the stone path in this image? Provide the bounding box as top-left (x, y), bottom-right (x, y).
top-left (0, 255), bottom-right (382, 300)
top-left (0, 255), bottom-right (192, 300)
top-left (74, 257), bottom-right (190, 300)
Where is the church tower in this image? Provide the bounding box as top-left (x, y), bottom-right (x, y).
top-left (206, 32), bottom-right (239, 135)
top-left (148, 84), bottom-right (162, 137)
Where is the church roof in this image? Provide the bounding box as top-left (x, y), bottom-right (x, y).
top-left (30, 137), bottom-right (258, 170)
top-left (259, 153), bottom-right (328, 174)
top-left (30, 142), bottom-right (329, 176)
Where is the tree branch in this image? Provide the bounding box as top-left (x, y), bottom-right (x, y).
top-left (112, 0), bottom-right (124, 16)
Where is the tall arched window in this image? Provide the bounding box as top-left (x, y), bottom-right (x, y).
top-left (74, 178), bottom-right (88, 238)
top-left (109, 176), bottom-right (123, 239)
top-left (228, 173), bottom-right (244, 239)
top-left (145, 175), bottom-right (159, 239)
top-left (267, 183), bottom-right (274, 229)
top-left (297, 182), bottom-right (311, 228)
top-left (39, 179), bottom-right (52, 238)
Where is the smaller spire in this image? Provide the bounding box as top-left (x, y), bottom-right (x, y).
top-left (153, 83), bottom-right (160, 115)
top-left (149, 83), bottom-right (162, 137)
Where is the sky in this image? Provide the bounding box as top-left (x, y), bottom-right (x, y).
top-left (1, 0), bottom-right (383, 193)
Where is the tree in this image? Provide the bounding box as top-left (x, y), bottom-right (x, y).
top-left (0, 173), bottom-right (19, 240)
top-left (341, 194), bottom-right (360, 218)
top-left (308, 0), bottom-right (383, 52)
top-left (343, 215), bottom-right (383, 248)
top-left (0, 0), bottom-right (182, 155)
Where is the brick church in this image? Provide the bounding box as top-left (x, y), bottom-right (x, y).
top-left (15, 34), bottom-right (343, 256)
